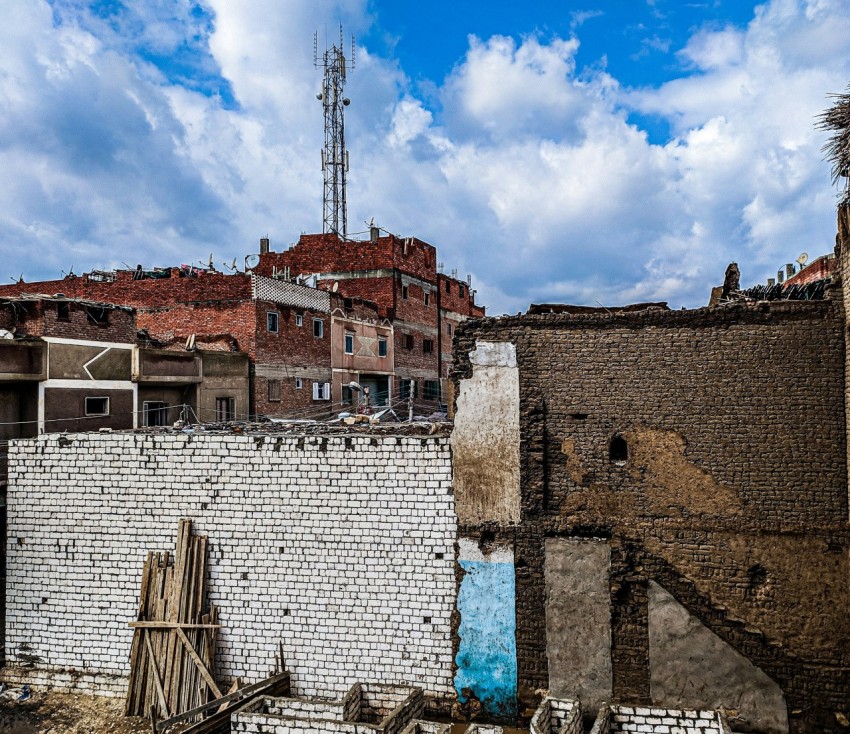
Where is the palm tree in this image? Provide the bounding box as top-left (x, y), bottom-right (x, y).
top-left (819, 85), bottom-right (850, 202)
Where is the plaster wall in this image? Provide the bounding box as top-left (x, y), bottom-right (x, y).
top-left (544, 538), bottom-right (613, 714)
top-left (451, 342), bottom-right (520, 525)
top-left (648, 581), bottom-right (788, 734)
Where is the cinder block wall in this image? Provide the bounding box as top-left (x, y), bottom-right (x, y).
top-left (5, 432), bottom-right (456, 700)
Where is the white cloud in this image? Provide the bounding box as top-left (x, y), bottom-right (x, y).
top-left (1, 0), bottom-right (849, 315)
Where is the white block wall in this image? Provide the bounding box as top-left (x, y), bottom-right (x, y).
top-left (6, 432), bottom-right (456, 699)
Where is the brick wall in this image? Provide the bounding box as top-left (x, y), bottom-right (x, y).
top-left (5, 432), bottom-right (456, 701)
top-left (1, 301), bottom-right (137, 344)
top-left (453, 298), bottom-right (850, 733)
top-left (0, 270), bottom-right (253, 309)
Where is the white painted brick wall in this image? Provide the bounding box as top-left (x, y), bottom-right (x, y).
top-left (6, 432), bottom-right (456, 700)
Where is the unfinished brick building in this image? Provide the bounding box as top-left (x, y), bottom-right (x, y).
top-left (254, 230), bottom-right (485, 402)
top-left (448, 206), bottom-right (850, 734)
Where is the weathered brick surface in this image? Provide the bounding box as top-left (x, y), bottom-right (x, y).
top-left (453, 298), bottom-right (850, 733)
top-left (2, 300), bottom-right (137, 343)
top-left (6, 433), bottom-right (457, 701)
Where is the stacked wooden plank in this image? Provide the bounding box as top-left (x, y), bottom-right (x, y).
top-left (126, 519), bottom-right (222, 721)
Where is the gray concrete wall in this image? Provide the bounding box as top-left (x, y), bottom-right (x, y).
top-left (544, 538), bottom-right (613, 712)
top-left (648, 581), bottom-right (788, 734)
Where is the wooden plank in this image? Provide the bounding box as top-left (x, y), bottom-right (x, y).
top-left (144, 630), bottom-right (170, 718)
top-left (175, 627), bottom-right (223, 699)
top-left (129, 622), bottom-right (222, 629)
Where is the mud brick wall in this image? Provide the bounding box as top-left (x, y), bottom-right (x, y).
top-left (2, 301), bottom-right (137, 343)
top-left (453, 299), bottom-right (850, 733)
top-left (5, 432), bottom-right (456, 701)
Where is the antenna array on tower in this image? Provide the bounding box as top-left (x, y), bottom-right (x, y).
top-left (315, 26), bottom-right (354, 240)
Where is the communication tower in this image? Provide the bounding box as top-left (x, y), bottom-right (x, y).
top-left (315, 27), bottom-right (354, 239)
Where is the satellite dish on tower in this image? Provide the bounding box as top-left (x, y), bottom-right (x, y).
top-left (332, 281), bottom-right (339, 292)
top-left (797, 252), bottom-right (809, 267)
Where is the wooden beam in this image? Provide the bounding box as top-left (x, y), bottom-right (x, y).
top-left (129, 622), bottom-right (222, 629)
top-left (143, 631), bottom-right (170, 719)
top-left (175, 627), bottom-right (223, 699)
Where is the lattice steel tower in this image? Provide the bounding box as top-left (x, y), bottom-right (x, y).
top-left (315, 28), bottom-right (354, 239)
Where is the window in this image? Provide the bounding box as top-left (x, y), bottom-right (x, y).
top-left (295, 313), bottom-right (303, 327)
top-left (402, 284), bottom-right (409, 300)
top-left (446, 322), bottom-right (452, 336)
top-left (266, 311), bottom-right (279, 333)
top-left (424, 291), bottom-right (430, 306)
top-left (424, 380), bottom-right (441, 401)
top-left (313, 319), bottom-right (324, 338)
top-left (85, 397), bottom-right (109, 416)
top-left (459, 284), bottom-right (466, 298)
top-left (423, 339), bottom-right (434, 354)
top-left (215, 397), bottom-right (235, 422)
top-left (143, 401), bottom-right (168, 427)
top-left (445, 280), bottom-right (451, 294)
top-left (399, 379), bottom-right (418, 400)
top-left (268, 379), bottom-right (281, 402)
top-left (57, 302), bottom-right (70, 321)
top-left (609, 435), bottom-right (628, 465)
top-left (403, 334), bottom-right (414, 350)
top-left (86, 306), bottom-right (109, 326)
top-left (344, 331), bottom-right (354, 354)
top-left (342, 385), bottom-right (354, 404)
top-left (312, 381), bottom-right (330, 400)
top-left (295, 377), bottom-right (303, 390)
top-left (378, 337), bottom-right (388, 357)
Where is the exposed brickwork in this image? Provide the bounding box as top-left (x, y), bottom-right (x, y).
top-left (6, 432), bottom-right (457, 701)
top-left (782, 254), bottom-right (836, 287)
top-left (1, 300), bottom-right (137, 344)
top-left (453, 298), bottom-right (850, 733)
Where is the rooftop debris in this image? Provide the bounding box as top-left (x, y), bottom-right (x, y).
top-left (738, 278), bottom-right (830, 302)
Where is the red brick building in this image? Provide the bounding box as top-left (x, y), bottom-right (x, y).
top-left (255, 230), bottom-right (485, 404)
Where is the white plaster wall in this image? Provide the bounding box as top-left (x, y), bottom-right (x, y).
top-left (451, 342), bottom-right (520, 525)
top-left (6, 432), bottom-right (456, 699)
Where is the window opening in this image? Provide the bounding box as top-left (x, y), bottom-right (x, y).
top-left (295, 313), bottom-right (303, 327)
top-left (313, 319), bottom-right (324, 338)
top-left (378, 337), bottom-right (388, 357)
top-left (266, 311), bottom-right (279, 333)
top-left (295, 377), bottom-right (303, 389)
top-left (344, 332), bottom-right (354, 354)
top-left (609, 435), bottom-right (628, 464)
top-left (424, 291), bottom-right (430, 306)
top-left (268, 379), bottom-right (281, 402)
top-left (445, 280), bottom-right (451, 294)
top-left (215, 397), bottom-right (235, 422)
top-left (57, 302), bottom-right (70, 321)
top-left (423, 338), bottom-right (434, 354)
top-left (459, 284), bottom-right (466, 298)
top-left (85, 397), bottom-right (110, 416)
top-left (313, 382), bottom-right (330, 400)
top-left (402, 284), bottom-right (409, 300)
top-left (424, 380), bottom-right (441, 400)
top-left (403, 334), bottom-right (414, 350)
top-left (143, 401), bottom-right (168, 427)
top-left (86, 306), bottom-right (110, 326)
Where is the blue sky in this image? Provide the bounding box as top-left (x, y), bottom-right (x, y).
top-left (1, 0), bottom-right (849, 313)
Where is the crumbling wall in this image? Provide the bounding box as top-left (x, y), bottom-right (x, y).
top-left (5, 432), bottom-right (456, 702)
top-left (453, 300), bottom-right (850, 732)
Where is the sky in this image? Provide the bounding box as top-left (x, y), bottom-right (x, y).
top-left (1, 0), bottom-right (850, 314)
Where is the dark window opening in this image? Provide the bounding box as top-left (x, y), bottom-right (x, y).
top-left (570, 412), bottom-right (588, 420)
top-left (343, 297), bottom-right (353, 310)
top-left (342, 385), bottom-right (354, 404)
top-left (378, 337), bottom-right (388, 357)
top-left (86, 306), bottom-right (110, 326)
top-left (403, 334), bottom-right (414, 350)
top-left (459, 284), bottom-right (466, 298)
top-left (423, 338), bottom-right (434, 354)
top-left (609, 435), bottom-right (628, 464)
top-left (424, 292), bottom-right (430, 306)
top-left (344, 332), bottom-right (354, 354)
top-left (266, 311), bottom-right (279, 333)
top-left (216, 397), bottom-right (235, 422)
top-left (445, 280), bottom-right (451, 294)
top-left (57, 302), bottom-right (70, 321)
top-left (313, 319), bottom-right (324, 338)
top-left (424, 379), bottom-right (441, 401)
top-left (85, 397), bottom-right (110, 416)
top-left (402, 284), bottom-right (409, 300)
top-left (143, 401), bottom-right (168, 427)
top-left (399, 379), bottom-right (418, 400)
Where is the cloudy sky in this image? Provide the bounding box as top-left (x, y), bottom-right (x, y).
top-left (1, 0), bottom-right (849, 314)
